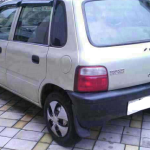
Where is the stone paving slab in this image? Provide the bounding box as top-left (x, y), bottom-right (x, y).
top-left (143, 122), bottom-right (150, 130)
top-left (0, 118), bottom-right (17, 127)
top-left (121, 135), bottom-right (140, 146)
top-left (0, 128), bottom-right (20, 138)
top-left (140, 147), bottom-right (150, 150)
top-left (0, 136), bottom-right (11, 147)
top-left (0, 112), bottom-right (24, 120)
top-left (4, 139), bottom-right (37, 150)
top-left (23, 122), bottom-right (46, 132)
top-left (0, 87), bottom-right (150, 150)
top-left (101, 125), bottom-right (124, 134)
top-left (75, 139), bottom-right (95, 150)
top-left (141, 137), bottom-right (150, 148)
top-left (143, 115), bottom-right (150, 122)
top-left (141, 129), bottom-right (150, 138)
top-left (109, 118), bottom-right (130, 127)
top-left (98, 132), bottom-right (121, 143)
top-left (0, 111), bottom-right (4, 115)
top-left (48, 145), bottom-right (73, 150)
top-left (123, 127), bottom-right (141, 137)
top-left (132, 112), bottom-right (143, 121)
top-left (15, 130), bottom-right (44, 141)
top-left (126, 145), bottom-right (139, 150)
top-left (0, 127), bottom-right (5, 132)
top-left (93, 141), bottom-right (125, 150)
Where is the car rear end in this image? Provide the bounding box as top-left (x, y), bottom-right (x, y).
top-left (69, 0), bottom-right (150, 128)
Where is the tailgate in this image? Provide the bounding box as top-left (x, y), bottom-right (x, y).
top-left (105, 43), bottom-right (150, 91)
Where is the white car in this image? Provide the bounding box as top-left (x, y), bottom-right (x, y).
top-left (0, 0), bottom-right (150, 146)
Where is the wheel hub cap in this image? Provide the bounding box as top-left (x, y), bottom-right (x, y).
top-left (47, 101), bottom-right (69, 137)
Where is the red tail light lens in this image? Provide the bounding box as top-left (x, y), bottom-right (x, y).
top-left (75, 66), bottom-right (108, 92)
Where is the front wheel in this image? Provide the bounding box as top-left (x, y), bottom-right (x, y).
top-left (44, 92), bottom-right (80, 146)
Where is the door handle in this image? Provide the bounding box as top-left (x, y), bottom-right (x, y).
top-left (0, 47), bottom-right (2, 53)
top-left (32, 55), bottom-right (39, 64)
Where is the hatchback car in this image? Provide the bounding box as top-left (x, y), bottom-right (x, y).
top-left (0, 0), bottom-right (150, 146)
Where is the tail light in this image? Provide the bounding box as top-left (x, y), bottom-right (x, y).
top-left (74, 66), bottom-right (108, 92)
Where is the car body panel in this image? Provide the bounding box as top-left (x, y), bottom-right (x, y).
top-left (0, 40), bottom-right (8, 87)
top-left (0, 2), bottom-right (19, 87)
top-left (0, 0), bottom-right (150, 109)
top-left (73, 0), bottom-right (150, 91)
top-left (39, 0), bottom-right (78, 106)
top-left (6, 41), bottom-right (49, 102)
top-left (0, 0), bottom-right (78, 106)
top-left (5, 5), bottom-right (50, 103)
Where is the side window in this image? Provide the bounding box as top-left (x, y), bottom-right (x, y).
top-left (0, 7), bottom-right (17, 40)
top-left (51, 0), bottom-right (67, 47)
top-left (14, 5), bottom-right (52, 45)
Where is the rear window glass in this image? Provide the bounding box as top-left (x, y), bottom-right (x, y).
top-left (84, 0), bottom-right (150, 47)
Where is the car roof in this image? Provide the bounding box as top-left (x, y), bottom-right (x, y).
top-left (0, 0), bottom-right (21, 7)
top-left (0, 0), bottom-right (54, 7)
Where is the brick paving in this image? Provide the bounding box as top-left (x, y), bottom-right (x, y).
top-left (0, 87), bottom-right (150, 150)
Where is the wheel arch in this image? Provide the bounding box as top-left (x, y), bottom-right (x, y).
top-left (40, 83), bottom-right (71, 107)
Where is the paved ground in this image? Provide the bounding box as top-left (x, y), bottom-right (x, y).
top-left (0, 87), bottom-right (150, 150)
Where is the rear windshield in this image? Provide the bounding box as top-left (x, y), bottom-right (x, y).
top-left (84, 0), bottom-right (150, 47)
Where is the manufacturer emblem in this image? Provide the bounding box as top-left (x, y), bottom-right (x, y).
top-left (110, 69), bottom-right (125, 76)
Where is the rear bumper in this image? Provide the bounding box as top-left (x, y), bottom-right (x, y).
top-left (67, 83), bottom-right (150, 128)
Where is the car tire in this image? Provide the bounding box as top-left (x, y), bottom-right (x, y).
top-left (44, 92), bottom-right (80, 146)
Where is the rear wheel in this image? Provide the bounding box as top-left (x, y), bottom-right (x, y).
top-left (44, 92), bottom-right (80, 146)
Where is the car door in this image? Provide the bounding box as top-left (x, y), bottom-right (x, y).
top-left (0, 5), bottom-right (17, 87)
top-left (6, 1), bottom-right (53, 103)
